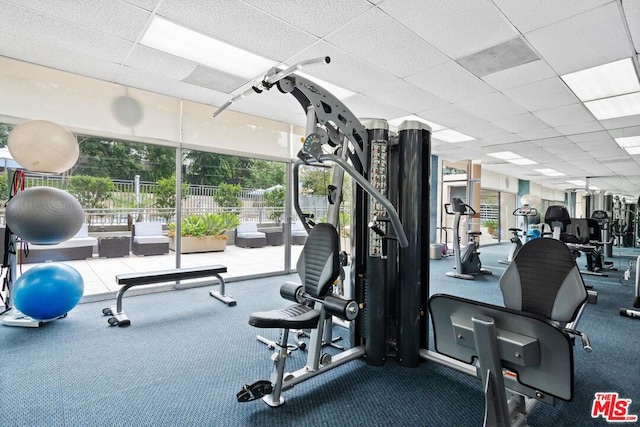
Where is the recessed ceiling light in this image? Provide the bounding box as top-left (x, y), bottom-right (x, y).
top-left (533, 168), bottom-right (565, 177)
top-left (561, 58), bottom-right (640, 102)
top-left (584, 92), bottom-right (640, 120)
top-left (388, 114), bottom-right (445, 131)
top-left (141, 16), bottom-right (277, 80)
top-left (567, 179), bottom-right (586, 186)
top-left (432, 129), bottom-right (475, 143)
top-left (614, 136), bottom-right (640, 148)
top-left (508, 158), bottom-right (537, 165)
top-left (624, 146), bottom-right (640, 155)
top-left (487, 151), bottom-right (520, 160)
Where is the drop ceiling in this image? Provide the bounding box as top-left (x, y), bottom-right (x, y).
top-left (0, 0), bottom-right (639, 196)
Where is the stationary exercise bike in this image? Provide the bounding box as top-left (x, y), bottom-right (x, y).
top-left (445, 198), bottom-right (492, 280)
top-left (499, 204), bottom-right (538, 265)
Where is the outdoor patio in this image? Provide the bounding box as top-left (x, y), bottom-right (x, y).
top-left (17, 243), bottom-right (304, 304)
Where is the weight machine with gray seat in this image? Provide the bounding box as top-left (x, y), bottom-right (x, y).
top-left (429, 237), bottom-right (591, 426)
top-left (237, 222), bottom-right (359, 406)
top-left (215, 56), bottom-right (592, 423)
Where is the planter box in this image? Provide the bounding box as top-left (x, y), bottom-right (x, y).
top-left (169, 236), bottom-right (227, 253)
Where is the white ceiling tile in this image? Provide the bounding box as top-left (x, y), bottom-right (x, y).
top-left (533, 104), bottom-right (595, 127)
top-left (598, 114), bottom-right (640, 130)
top-left (124, 45), bottom-right (197, 80)
top-left (478, 133), bottom-right (524, 146)
top-left (0, 31), bottom-right (122, 82)
top-left (416, 104), bottom-right (486, 129)
top-left (455, 92), bottom-right (527, 120)
top-left (524, 3), bottom-right (633, 74)
top-left (492, 113), bottom-right (550, 133)
top-left (542, 140), bottom-right (580, 155)
top-left (567, 130), bottom-right (613, 143)
top-left (122, 0), bottom-right (161, 11)
top-left (7, 0), bottom-right (151, 41)
top-left (502, 77), bottom-right (579, 111)
top-left (492, 0), bottom-right (612, 33)
top-left (453, 122), bottom-right (510, 139)
top-left (623, 0), bottom-right (640, 53)
top-left (342, 94), bottom-right (410, 122)
top-left (588, 147), bottom-right (627, 161)
top-left (481, 59), bottom-right (557, 90)
top-left (379, 0), bottom-right (518, 58)
top-left (405, 61), bottom-right (494, 103)
top-left (113, 66), bottom-right (230, 107)
top-left (515, 127), bottom-right (562, 140)
top-left (362, 79), bottom-right (448, 113)
top-left (554, 121), bottom-right (604, 135)
top-left (0, 1), bottom-right (133, 63)
top-left (325, 8), bottom-right (449, 77)
top-left (241, 0), bottom-right (373, 38)
top-left (574, 139), bottom-right (618, 152)
top-left (285, 41), bottom-right (397, 93)
top-left (157, 0), bottom-right (318, 63)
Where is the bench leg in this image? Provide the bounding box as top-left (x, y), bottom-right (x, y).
top-left (101, 284), bottom-right (134, 327)
top-left (209, 273), bottom-right (236, 307)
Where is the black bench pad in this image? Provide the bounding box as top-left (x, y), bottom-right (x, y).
top-left (116, 265), bottom-right (227, 286)
top-left (249, 304), bottom-right (320, 329)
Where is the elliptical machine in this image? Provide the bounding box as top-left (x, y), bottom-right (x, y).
top-left (445, 198), bottom-right (492, 280)
top-left (499, 204), bottom-right (538, 265)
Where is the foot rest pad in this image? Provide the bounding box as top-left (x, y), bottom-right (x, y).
top-left (237, 380), bottom-right (273, 402)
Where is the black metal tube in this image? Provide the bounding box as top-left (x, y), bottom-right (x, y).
top-left (397, 121), bottom-right (431, 367)
top-left (364, 123), bottom-right (389, 366)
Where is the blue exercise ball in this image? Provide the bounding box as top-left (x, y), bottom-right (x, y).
top-left (13, 264), bottom-right (84, 320)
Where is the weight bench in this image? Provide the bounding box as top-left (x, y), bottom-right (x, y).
top-left (102, 265), bottom-right (232, 327)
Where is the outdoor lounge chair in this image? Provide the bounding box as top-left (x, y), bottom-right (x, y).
top-left (24, 223), bottom-right (98, 263)
top-left (235, 222), bottom-right (267, 248)
top-left (131, 222), bottom-right (169, 256)
top-left (291, 221), bottom-right (308, 245)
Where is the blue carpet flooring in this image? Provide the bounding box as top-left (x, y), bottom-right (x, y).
top-left (1, 242), bottom-right (639, 426)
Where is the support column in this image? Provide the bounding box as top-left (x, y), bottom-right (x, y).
top-left (397, 120), bottom-right (431, 366)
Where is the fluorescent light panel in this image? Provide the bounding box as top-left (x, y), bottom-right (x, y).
top-left (567, 179), bottom-right (586, 186)
top-left (388, 114), bottom-right (446, 131)
top-left (141, 17), bottom-right (277, 80)
top-left (561, 58), bottom-right (640, 102)
top-left (584, 92), bottom-right (640, 120)
top-left (534, 168), bottom-right (565, 177)
top-left (486, 151), bottom-right (536, 165)
top-left (432, 129), bottom-right (475, 143)
top-left (615, 136), bottom-right (640, 148)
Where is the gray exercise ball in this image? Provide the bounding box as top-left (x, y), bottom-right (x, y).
top-left (6, 187), bottom-right (84, 245)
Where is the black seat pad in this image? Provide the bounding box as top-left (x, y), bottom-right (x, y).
top-left (249, 304), bottom-right (320, 329)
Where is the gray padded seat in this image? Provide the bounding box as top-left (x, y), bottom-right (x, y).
top-left (249, 223), bottom-right (339, 329)
top-left (500, 237), bottom-right (588, 324)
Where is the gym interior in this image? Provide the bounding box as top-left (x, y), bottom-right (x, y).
top-left (1, 2), bottom-right (640, 426)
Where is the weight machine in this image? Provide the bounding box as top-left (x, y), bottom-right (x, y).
top-left (215, 57), bottom-right (590, 425)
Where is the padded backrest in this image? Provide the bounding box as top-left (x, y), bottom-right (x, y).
top-left (500, 237), bottom-right (587, 323)
top-left (544, 205), bottom-right (571, 231)
top-left (133, 222), bottom-right (162, 236)
top-left (236, 222), bottom-right (258, 233)
top-left (296, 223), bottom-right (339, 298)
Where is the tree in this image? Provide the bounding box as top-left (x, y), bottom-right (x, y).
top-left (300, 166), bottom-right (331, 196)
top-left (0, 123), bottom-right (11, 147)
top-left (244, 160), bottom-right (285, 189)
top-left (74, 136), bottom-right (146, 179)
top-left (67, 175), bottom-right (115, 209)
top-left (153, 175), bottom-right (188, 222)
top-left (184, 151), bottom-right (247, 185)
top-left (264, 185), bottom-right (285, 223)
top-left (145, 145), bottom-right (176, 181)
top-left (214, 183), bottom-right (242, 211)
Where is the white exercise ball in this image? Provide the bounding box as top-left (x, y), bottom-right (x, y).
top-left (6, 187), bottom-right (84, 244)
top-left (7, 120), bottom-right (79, 173)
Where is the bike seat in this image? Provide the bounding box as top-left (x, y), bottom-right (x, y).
top-left (467, 231), bottom-right (482, 236)
top-left (508, 228), bottom-right (522, 232)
